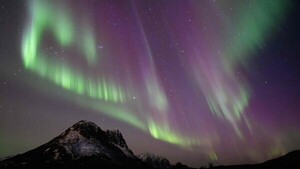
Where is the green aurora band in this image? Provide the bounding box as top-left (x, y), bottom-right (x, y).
top-left (21, 0), bottom-right (201, 148)
top-left (22, 0), bottom-right (124, 103)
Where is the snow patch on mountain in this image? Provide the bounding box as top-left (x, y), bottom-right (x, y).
top-left (58, 130), bottom-right (83, 144)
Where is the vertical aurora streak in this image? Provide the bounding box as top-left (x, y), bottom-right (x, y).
top-left (184, 0), bottom-right (289, 136)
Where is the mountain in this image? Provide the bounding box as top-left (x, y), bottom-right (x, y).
top-left (0, 120), bottom-right (299, 169)
top-left (0, 120), bottom-right (150, 169)
top-left (138, 153), bottom-right (171, 169)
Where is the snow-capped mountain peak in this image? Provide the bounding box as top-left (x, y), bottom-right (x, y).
top-left (43, 121), bottom-right (110, 160)
top-left (0, 120), bottom-right (138, 165)
top-left (48, 120), bottom-right (137, 160)
top-left (60, 120), bottom-right (106, 140)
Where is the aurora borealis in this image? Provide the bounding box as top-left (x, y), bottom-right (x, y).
top-left (1, 0), bottom-right (300, 167)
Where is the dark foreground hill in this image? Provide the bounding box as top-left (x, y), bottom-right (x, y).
top-left (0, 120), bottom-right (299, 169)
top-left (213, 150), bottom-right (300, 169)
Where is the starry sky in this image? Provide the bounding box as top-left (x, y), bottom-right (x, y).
top-left (1, 0), bottom-right (300, 167)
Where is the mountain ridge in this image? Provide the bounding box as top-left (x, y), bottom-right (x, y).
top-left (0, 120), bottom-right (299, 169)
top-left (138, 152), bottom-right (171, 169)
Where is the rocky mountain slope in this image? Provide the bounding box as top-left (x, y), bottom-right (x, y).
top-left (0, 120), bottom-right (148, 169)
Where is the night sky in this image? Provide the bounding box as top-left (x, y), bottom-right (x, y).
top-left (1, 0), bottom-right (300, 167)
